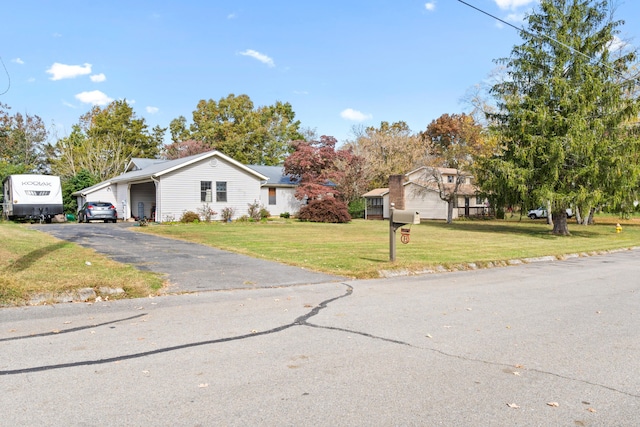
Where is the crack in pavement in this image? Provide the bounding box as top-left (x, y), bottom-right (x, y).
top-left (0, 314), bottom-right (148, 343)
top-left (0, 283), bottom-right (354, 376)
top-left (2, 283), bottom-right (638, 400)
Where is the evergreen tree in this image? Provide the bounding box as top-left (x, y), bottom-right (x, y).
top-left (479, 0), bottom-right (640, 234)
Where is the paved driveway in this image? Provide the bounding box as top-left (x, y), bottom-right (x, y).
top-left (32, 222), bottom-right (345, 292)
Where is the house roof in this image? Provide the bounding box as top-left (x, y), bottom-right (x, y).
top-left (108, 150), bottom-right (268, 184)
top-left (406, 166), bottom-right (470, 177)
top-left (71, 180), bottom-right (113, 197)
top-left (73, 150), bottom-right (269, 196)
top-left (362, 188), bottom-right (389, 197)
top-left (247, 165), bottom-right (299, 187)
top-left (125, 158), bottom-right (167, 172)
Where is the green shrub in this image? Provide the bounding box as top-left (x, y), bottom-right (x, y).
top-left (348, 198), bottom-right (366, 219)
top-left (280, 212), bottom-right (290, 219)
top-left (259, 207), bottom-right (271, 219)
top-left (180, 211), bottom-right (200, 223)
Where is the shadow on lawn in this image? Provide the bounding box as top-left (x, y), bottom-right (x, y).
top-left (424, 220), bottom-right (603, 239)
top-left (4, 242), bottom-right (70, 272)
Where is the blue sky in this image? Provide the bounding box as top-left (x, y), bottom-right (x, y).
top-left (1, 0), bottom-right (639, 147)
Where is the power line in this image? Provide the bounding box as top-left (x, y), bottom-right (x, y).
top-left (456, 0), bottom-right (640, 87)
top-left (0, 56), bottom-right (10, 95)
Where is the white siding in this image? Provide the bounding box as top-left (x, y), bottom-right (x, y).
top-left (78, 186), bottom-right (117, 212)
top-left (115, 182), bottom-right (129, 220)
top-left (158, 157), bottom-right (262, 222)
top-left (405, 184), bottom-right (450, 220)
top-left (260, 186), bottom-right (301, 217)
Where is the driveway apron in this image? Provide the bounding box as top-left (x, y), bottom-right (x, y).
top-left (32, 223), bottom-right (345, 292)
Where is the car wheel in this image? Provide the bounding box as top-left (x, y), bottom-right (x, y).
top-left (528, 214), bottom-right (537, 220)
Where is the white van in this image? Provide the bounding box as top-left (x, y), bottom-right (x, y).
top-left (2, 174), bottom-right (64, 222)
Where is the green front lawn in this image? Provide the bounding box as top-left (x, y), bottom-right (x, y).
top-left (137, 215), bottom-right (640, 278)
top-left (3, 214), bottom-right (638, 306)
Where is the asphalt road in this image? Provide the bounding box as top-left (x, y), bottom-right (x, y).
top-left (1, 245), bottom-right (639, 426)
top-left (31, 222), bottom-right (345, 292)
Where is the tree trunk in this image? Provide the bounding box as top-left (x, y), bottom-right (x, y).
top-left (575, 206), bottom-right (583, 224)
top-left (587, 207), bottom-right (595, 225)
top-left (446, 199), bottom-right (454, 224)
top-left (551, 211), bottom-right (570, 236)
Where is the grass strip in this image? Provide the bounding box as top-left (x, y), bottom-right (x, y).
top-left (0, 223), bottom-right (164, 306)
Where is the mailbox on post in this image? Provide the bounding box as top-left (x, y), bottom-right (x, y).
top-left (389, 204), bottom-right (421, 261)
top-left (392, 209), bottom-right (420, 225)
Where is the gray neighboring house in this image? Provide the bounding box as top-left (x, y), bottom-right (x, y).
top-left (73, 150), bottom-right (269, 222)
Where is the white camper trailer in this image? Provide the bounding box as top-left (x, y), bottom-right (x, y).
top-left (2, 174), bottom-right (64, 222)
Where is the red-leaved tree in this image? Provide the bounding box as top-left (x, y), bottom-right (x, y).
top-left (284, 135), bottom-right (363, 223)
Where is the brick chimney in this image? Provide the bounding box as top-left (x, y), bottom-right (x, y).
top-left (388, 175), bottom-right (405, 210)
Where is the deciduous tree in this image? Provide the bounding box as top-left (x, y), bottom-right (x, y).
top-left (48, 100), bottom-right (165, 182)
top-left (284, 135), bottom-right (360, 223)
top-left (0, 103), bottom-right (48, 181)
top-left (346, 121), bottom-right (427, 189)
top-left (162, 139), bottom-right (211, 160)
top-left (171, 94), bottom-right (304, 165)
top-left (416, 113), bottom-right (489, 223)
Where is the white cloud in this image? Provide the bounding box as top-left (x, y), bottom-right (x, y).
top-left (505, 12), bottom-right (526, 24)
top-left (340, 108), bottom-right (372, 122)
top-left (608, 35), bottom-right (634, 53)
top-left (238, 49), bottom-right (275, 67)
top-left (90, 73), bottom-right (106, 82)
top-left (47, 62), bottom-right (92, 80)
top-left (494, 0), bottom-right (537, 11)
top-left (12, 58), bottom-right (24, 65)
top-left (227, 13), bottom-right (237, 19)
top-left (75, 90), bottom-right (113, 106)
top-left (425, 2), bottom-right (436, 11)
top-left (146, 106), bottom-right (159, 114)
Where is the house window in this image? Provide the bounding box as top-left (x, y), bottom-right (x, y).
top-left (366, 197), bottom-right (383, 216)
top-left (268, 188), bottom-right (276, 205)
top-left (367, 198), bottom-right (383, 207)
top-left (201, 181), bottom-right (212, 202)
top-left (216, 181), bottom-right (227, 202)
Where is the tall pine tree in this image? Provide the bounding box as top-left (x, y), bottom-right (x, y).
top-left (479, 0), bottom-right (640, 234)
